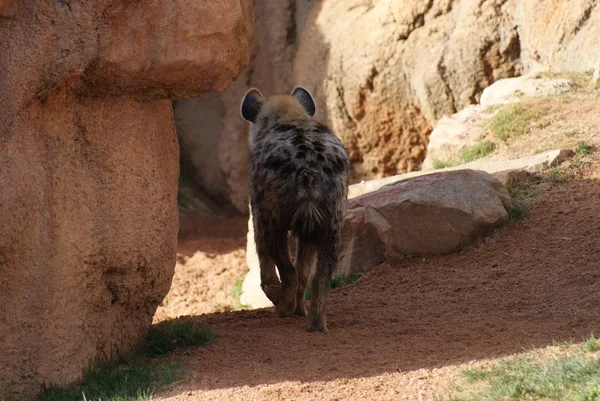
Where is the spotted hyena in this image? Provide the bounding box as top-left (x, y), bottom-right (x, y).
top-left (240, 87), bottom-right (350, 332)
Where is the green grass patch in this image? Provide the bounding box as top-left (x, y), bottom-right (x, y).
top-left (142, 320), bottom-right (219, 358)
top-left (547, 166), bottom-right (566, 184)
top-left (305, 273), bottom-right (362, 301)
top-left (433, 140), bottom-right (496, 169)
top-left (489, 102), bottom-right (548, 142)
top-left (40, 358), bottom-right (180, 401)
top-left (433, 159), bottom-right (452, 170)
top-left (457, 140), bottom-right (496, 164)
top-left (37, 320), bottom-right (218, 401)
top-left (505, 202), bottom-right (527, 220)
top-left (577, 141), bottom-right (593, 157)
top-left (443, 335), bottom-right (600, 401)
top-left (504, 180), bottom-right (540, 220)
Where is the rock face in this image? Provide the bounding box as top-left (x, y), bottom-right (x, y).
top-left (0, 1), bottom-right (253, 396)
top-left (242, 169), bottom-right (511, 308)
top-left (516, 0), bottom-right (600, 73)
top-left (177, 0), bottom-right (600, 214)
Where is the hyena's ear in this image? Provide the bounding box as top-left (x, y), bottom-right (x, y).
top-left (292, 87), bottom-right (316, 117)
top-left (241, 88), bottom-right (264, 123)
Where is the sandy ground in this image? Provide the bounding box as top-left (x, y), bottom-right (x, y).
top-left (152, 149), bottom-right (600, 400)
top-left (154, 214), bottom-right (249, 322)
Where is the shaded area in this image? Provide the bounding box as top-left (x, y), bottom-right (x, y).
top-left (159, 159), bottom-right (600, 399)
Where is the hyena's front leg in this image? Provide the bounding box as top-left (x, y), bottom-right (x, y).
top-left (269, 232), bottom-right (298, 318)
top-left (294, 238), bottom-right (317, 317)
top-left (307, 232), bottom-right (338, 332)
top-left (255, 221), bottom-right (282, 306)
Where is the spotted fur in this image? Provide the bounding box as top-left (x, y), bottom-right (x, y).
top-left (241, 87), bottom-right (349, 332)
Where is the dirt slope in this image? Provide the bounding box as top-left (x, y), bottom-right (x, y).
top-left (155, 154), bottom-right (600, 400)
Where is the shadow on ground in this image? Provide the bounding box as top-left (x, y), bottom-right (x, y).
top-left (161, 164), bottom-right (600, 397)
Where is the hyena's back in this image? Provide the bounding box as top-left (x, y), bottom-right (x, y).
top-left (249, 120), bottom-right (349, 240)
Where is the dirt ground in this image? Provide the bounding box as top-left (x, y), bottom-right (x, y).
top-left (154, 213), bottom-right (248, 322)
top-left (153, 145), bottom-right (600, 400)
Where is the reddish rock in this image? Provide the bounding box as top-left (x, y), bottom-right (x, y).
top-left (345, 170), bottom-right (511, 258)
top-left (0, 0), bottom-right (254, 396)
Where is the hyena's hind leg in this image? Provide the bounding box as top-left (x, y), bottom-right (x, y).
top-left (254, 218), bottom-right (282, 306)
top-left (268, 230), bottom-right (298, 318)
top-left (293, 237), bottom-right (317, 317)
top-left (307, 230), bottom-right (339, 332)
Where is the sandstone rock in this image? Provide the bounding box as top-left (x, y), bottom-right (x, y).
top-left (480, 72), bottom-right (576, 107)
top-left (344, 170), bottom-right (511, 257)
top-left (421, 105), bottom-right (493, 170)
top-left (516, 0), bottom-right (600, 73)
top-left (0, 1), bottom-right (253, 395)
top-left (295, 0), bottom-right (520, 181)
top-left (176, 0), bottom-right (523, 212)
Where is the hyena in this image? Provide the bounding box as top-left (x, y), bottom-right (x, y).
top-left (240, 87), bottom-right (350, 332)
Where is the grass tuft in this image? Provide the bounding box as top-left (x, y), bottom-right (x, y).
top-left (457, 140), bottom-right (496, 164)
top-left (229, 271), bottom-right (250, 311)
top-left (433, 159), bottom-right (451, 170)
top-left (39, 358), bottom-right (181, 401)
top-left (580, 334), bottom-right (600, 353)
top-left (462, 367), bottom-right (488, 383)
top-left (142, 320), bottom-right (219, 358)
top-left (432, 140), bottom-right (496, 170)
top-left (547, 167), bottom-right (566, 184)
top-left (576, 141), bottom-right (593, 157)
top-left (489, 102), bottom-right (548, 142)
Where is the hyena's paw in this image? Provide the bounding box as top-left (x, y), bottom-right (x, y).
top-left (262, 284), bottom-right (282, 306)
top-left (306, 311), bottom-right (327, 333)
top-left (275, 297), bottom-right (297, 318)
top-left (294, 299), bottom-right (308, 317)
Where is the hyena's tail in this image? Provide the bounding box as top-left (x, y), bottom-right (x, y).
top-left (291, 168), bottom-right (327, 238)
top-left (291, 201), bottom-right (326, 238)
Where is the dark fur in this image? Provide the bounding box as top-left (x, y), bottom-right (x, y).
top-left (241, 87), bottom-right (349, 332)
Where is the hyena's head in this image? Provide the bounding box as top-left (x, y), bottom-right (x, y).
top-left (240, 87), bottom-right (316, 126)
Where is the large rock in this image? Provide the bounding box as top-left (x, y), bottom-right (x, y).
top-left (338, 170), bottom-right (511, 271)
top-left (242, 169), bottom-right (511, 308)
top-left (0, 1), bottom-right (253, 396)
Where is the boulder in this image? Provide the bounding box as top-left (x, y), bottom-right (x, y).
top-left (0, 0), bottom-right (253, 396)
top-left (340, 169), bottom-right (511, 262)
